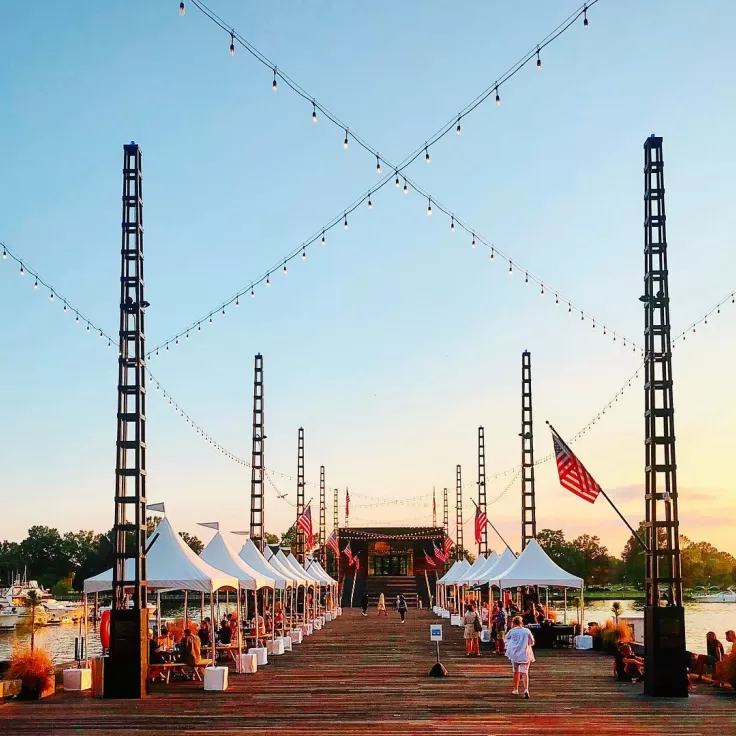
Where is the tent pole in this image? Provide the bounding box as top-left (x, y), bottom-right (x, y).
top-left (200, 591), bottom-right (204, 623)
top-left (563, 588), bottom-right (567, 624)
top-left (580, 584), bottom-right (585, 634)
top-left (183, 590), bottom-right (188, 633)
top-left (272, 588), bottom-right (276, 643)
top-left (209, 586), bottom-right (216, 668)
top-left (157, 591), bottom-right (161, 638)
top-left (236, 587), bottom-right (242, 673)
top-left (83, 593), bottom-right (89, 668)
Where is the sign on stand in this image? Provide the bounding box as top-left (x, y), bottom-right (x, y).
top-left (429, 625), bottom-right (447, 677)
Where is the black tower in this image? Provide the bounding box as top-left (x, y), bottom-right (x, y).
top-left (642, 135), bottom-right (687, 697)
top-left (319, 466), bottom-right (326, 568)
top-left (477, 426), bottom-right (488, 556)
top-left (456, 465), bottom-right (464, 561)
top-left (521, 350), bottom-right (537, 550)
top-left (250, 354), bottom-right (265, 551)
top-left (296, 427), bottom-right (305, 563)
top-left (107, 143), bottom-right (148, 698)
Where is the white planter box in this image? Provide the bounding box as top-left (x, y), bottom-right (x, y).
top-left (313, 618), bottom-right (322, 631)
top-left (238, 653), bottom-right (258, 674)
top-left (574, 635), bottom-right (594, 650)
top-left (203, 666), bottom-right (229, 691)
top-left (451, 614), bottom-right (463, 627)
top-left (302, 623), bottom-right (314, 636)
top-left (480, 629), bottom-right (492, 643)
top-left (432, 606), bottom-right (438, 614)
top-left (324, 612), bottom-right (332, 622)
top-left (278, 636), bottom-right (292, 652)
top-left (248, 647), bottom-right (268, 666)
top-left (63, 668), bottom-right (92, 691)
top-left (441, 609), bottom-right (451, 619)
top-left (336, 607), bottom-right (342, 616)
top-left (266, 639), bottom-right (285, 656)
top-left (290, 629), bottom-right (303, 644)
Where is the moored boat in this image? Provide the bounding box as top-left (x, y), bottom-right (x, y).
top-left (694, 588), bottom-right (736, 603)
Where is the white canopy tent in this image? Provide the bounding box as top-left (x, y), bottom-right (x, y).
top-left (238, 539), bottom-right (289, 590)
top-left (478, 548), bottom-right (516, 584)
top-left (200, 532), bottom-right (276, 590)
top-left (441, 559), bottom-right (471, 584)
top-left (455, 554), bottom-right (487, 585)
top-left (305, 560), bottom-right (333, 585)
top-left (436, 560), bottom-right (460, 585)
top-left (468, 550), bottom-right (499, 584)
top-left (281, 551), bottom-right (319, 586)
top-left (262, 547), bottom-right (300, 588)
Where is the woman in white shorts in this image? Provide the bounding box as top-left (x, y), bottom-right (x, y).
top-left (503, 615), bottom-right (535, 698)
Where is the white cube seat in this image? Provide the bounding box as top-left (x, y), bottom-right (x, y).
top-left (203, 666), bottom-right (229, 691)
top-left (290, 629), bottom-right (303, 644)
top-left (278, 636), bottom-right (292, 652)
top-left (248, 646), bottom-right (268, 666)
top-left (63, 668), bottom-right (92, 691)
top-left (238, 653), bottom-right (258, 674)
top-left (266, 639), bottom-right (285, 656)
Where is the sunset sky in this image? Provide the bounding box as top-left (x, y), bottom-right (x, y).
top-left (1, 1), bottom-right (734, 559)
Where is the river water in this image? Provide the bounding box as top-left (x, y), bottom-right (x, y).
top-left (1, 599), bottom-right (734, 665)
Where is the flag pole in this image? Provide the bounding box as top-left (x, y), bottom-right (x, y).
top-left (471, 499), bottom-right (514, 555)
top-left (546, 422), bottom-right (649, 553)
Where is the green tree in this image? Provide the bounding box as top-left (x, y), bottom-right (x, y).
top-left (264, 532), bottom-right (280, 545)
top-left (620, 522), bottom-right (647, 586)
top-left (19, 526), bottom-right (71, 588)
top-left (178, 531), bottom-right (204, 555)
top-left (280, 527), bottom-right (297, 550)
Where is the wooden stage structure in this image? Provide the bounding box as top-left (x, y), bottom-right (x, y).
top-left (1, 609), bottom-right (733, 735)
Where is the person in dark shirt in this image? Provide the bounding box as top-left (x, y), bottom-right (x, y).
top-left (198, 620), bottom-right (211, 647)
top-left (614, 643), bottom-right (643, 681)
top-left (218, 619), bottom-right (232, 645)
top-left (148, 628), bottom-right (164, 664)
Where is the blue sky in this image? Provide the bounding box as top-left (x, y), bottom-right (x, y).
top-left (1, 1), bottom-right (734, 556)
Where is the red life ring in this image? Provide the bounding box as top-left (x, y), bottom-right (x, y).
top-left (99, 610), bottom-right (111, 649)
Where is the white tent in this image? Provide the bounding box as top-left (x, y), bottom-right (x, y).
top-left (238, 539), bottom-right (289, 590)
top-left (479, 548), bottom-right (516, 583)
top-left (455, 554), bottom-right (487, 585)
top-left (488, 539), bottom-right (583, 588)
top-left (441, 559), bottom-right (471, 584)
top-left (83, 517), bottom-right (238, 594)
top-left (263, 547), bottom-right (300, 587)
top-left (468, 550), bottom-right (499, 584)
top-left (280, 550), bottom-right (319, 586)
top-left (436, 560), bottom-right (460, 585)
top-left (200, 532), bottom-right (276, 591)
top-left (307, 559), bottom-right (336, 585)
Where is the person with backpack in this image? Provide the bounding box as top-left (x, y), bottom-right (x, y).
top-left (493, 602), bottom-right (507, 655)
top-left (397, 594), bottom-right (408, 623)
top-left (463, 603), bottom-right (482, 656)
top-left (361, 591), bottom-right (369, 617)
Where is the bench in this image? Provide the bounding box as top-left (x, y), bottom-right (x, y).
top-left (151, 659), bottom-right (213, 684)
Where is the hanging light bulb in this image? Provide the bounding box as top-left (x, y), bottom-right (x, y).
top-left (456, 115), bottom-right (461, 135)
top-left (302, 247), bottom-right (306, 260)
top-left (495, 84), bottom-right (501, 105)
top-left (272, 68), bottom-right (278, 91)
top-left (491, 247), bottom-right (494, 260)
top-left (34, 278), bottom-right (38, 289)
top-left (536, 47), bottom-right (542, 71)
top-left (20, 262), bottom-right (24, 275)
top-left (76, 312), bottom-right (79, 323)
top-left (179, 2), bottom-right (185, 15)
top-left (427, 198), bottom-right (432, 216)
top-left (508, 261), bottom-right (512, 274)
top-left (425, 145), bottom-right (430, 163)
top-left (186, 331), bottom-right (189, 339)
top-left (99, 329), bottom-right (103, 338)
top-left (209, 316), bottom-right (213, 324)
top-left (471, 235), bottom-right (475, 248)
top-left (266, 273), bottom-right (270, 285)
top-left (221, 308), bottom-right (226, 315)
top-left (198, 323), bottom-right (201, 330)
top-left (282, 262), bottom-right (287, 274)
top-left (2, 247), bottom-right (6, 258)
top-left (395, 172), bottom-right (400, 188)
top-left (344, 213), bottom-right (348, 229)
top-left (251, 287), bottom-right (255, 297)
top-left (230, 32), bottom-right (235, 56)
top-left (63, 302), bottom-right (67, 312)
top-left (450, 217), bottom-right (455, 232)
top-left (50, 291), bottom-right (54, 301)
top-left (376, 155), bottom-right (381, 174)
top-left (555, 294), bottom-right (559, 304)
top-left (568, 304), bottom-right (572, 314)
top-left (236, 296), bottom-right (239, 307)
top-left (312, 102), bottom-right (317, 123)
top-left (321, 231), bottom-right (326, 246)
top-left (403, 179), bottom-right (408, 195)
top-left (540, 284), bottom-right (544, 296)
top-left (344, 128), bottom-right (349, 149)
top-left (367, 194), bottom-right (372, 209)
top-left (86, 323), bottom-right (90, 332)
top-left (583, 4), bottom-right (589, 28)
top-left (525, 272), bottom-right (528, 284)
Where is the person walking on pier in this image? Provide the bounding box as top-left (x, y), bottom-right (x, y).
top-left (463, 603), bottom-right (481, 657)
top-left (504, 615), bottom-right (535, 699)
top-left (377, 593), bottom-right (388, 617)
top-left (397, 594), bottom-right (408, 623)
top-left (361, 591), bottom-right (369, 617)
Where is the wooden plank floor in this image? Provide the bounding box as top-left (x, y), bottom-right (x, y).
top-left (1, 609), bottom-right (733, 735)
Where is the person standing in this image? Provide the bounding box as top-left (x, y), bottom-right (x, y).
top-left (361, 591), bottom-right (369, 617)
top-left (493, 603), bottom-right (507, 655)
top-left (504, 615), bottom-right (535, 699)
top-left (377, 593), bottom-right (388, 617)
top-left (463, 604), bottom-right (481, 657)
top-left (397, 594), bottom-right (408, 623)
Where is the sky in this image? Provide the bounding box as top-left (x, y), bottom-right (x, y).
top-left (1, 1), bottom-right (734, 559)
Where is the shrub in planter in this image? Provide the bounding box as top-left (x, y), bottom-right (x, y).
top-left (588, 624), bottom-right (603, 650)
top-left (7, 647), bottom-right (55, 700)
top-left (600, 619), bottom-right (632, 653)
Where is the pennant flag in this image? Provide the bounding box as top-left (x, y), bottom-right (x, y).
top-left (342, 541), bottom-right (353, 565)
top-left (345, 488), bottom-right (350, 520)
top-left (424, 549), bottom-right (437, 568)
top-left (443, 534), bottom-right (454, 558)
top-left (197, 521), bottom-right (220, 531)
top-left (352, 553), bottom-right (360, 572)
top-left (146, 502), bottom-right (166, 513)
top-left (432, 490), bottom-right (437, 525)
top-left (296, 506), bottom-right (314, 550)
top-left (550, 426), bottom-right (602, 504)
top-left (474, 505), bottom-right (488, 545)
top-left (433, 540), bottom-right (447, 563)
top-left (327, 530), bottom-right (339, 555)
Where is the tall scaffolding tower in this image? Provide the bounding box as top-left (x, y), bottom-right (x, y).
top-left (455, 465), bottom-right (464, 561)
top-left (296, 428), bottom-right (306, 563)
top-left (432, 487), bottom-right (437, 527)
top-left (443, 487), bottom-right (449, 572)
top-left (642, 135), bottom-right (687, 697)
top-left (477, 426), bottom-right (488, 556)
top-left (520, 350), bottom-right (537, 550)
top-left (249, 354), bottom-right (265, 551)
top-left (333, 488), bottom-right (339, 579)
top-left (319, 466), bottom-right (326, 568)
top-left (107, 142), bottom-right (148, 698)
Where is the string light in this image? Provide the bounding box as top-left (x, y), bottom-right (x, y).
top-left (230, 32), bottom-right (235, 56)
top-left (34, 278), bottom-right (38, 289)
top-left (425, 145), bottom-right (430, 163)
top-left (450, 217), bottom-right (455, 232)
top-left (50, 291), bottom-right (54, 301)
top-left (312, 102), bottom-right (317, 123)
top-left (20, 263), bottom-right (24, 275)
top-left (302, 247), bottom-right (306, 260)
top-left (367, 194), bottom-right (372, 209)
top-left (376, 155), bottom-right (381, 174)
top-left (403, 179), bottom-right (408, 194)
top-left (427, 198), bottom-right (432, 216)
top-left (2, 247), bottom-right (6, 258)
top-left (321, 231), bottom-right (326, 246)
top-left (395, 172), bottom-right (400, 188)
top-left (471, 234), bottom-right (475, 248)
top-left (540, 283), bottom-right (544, 296)
top-left (536, 47), bottom-right (542, 70)
top-left (272, 68), bottom-right (278, 91)
top-left (251, 287), bottom-right (255, 297)
top-left (525, 272), bottom-right (529, 284)
top-left (179, 2), bottom-right (185, 16)
top-left (490, 247), bottom-right (494, 260)
top-left (235, 296), bottom-right (239, 306)
top-left (495, 84), bottom-right (501, 105)
top-left (343, 128), bottom-right (349, 149)
top-left (508, 261), bottom-right (512, 274)
top-left (583, 3), bottom-right (589, 27)
top-left (456, 116), bottom-right (461, 135)
top-left (283, 262), bottom-right (287, 274)
top-left (266, 273), bottom-right (270, 285)
top-left (344, 213), bottom-right (348, 229)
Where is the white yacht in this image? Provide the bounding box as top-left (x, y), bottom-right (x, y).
top-left (695, 588), bottom-right (736, 603)
top-left (0, 608), bottom-right (21, 630)
top-left (0, 576), bottom-right (52, 615)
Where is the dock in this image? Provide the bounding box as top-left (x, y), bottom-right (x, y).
top-left (1, 609), bottom-right (733, 735)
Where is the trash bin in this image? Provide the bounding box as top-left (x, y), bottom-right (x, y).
top-left (91, 656), bottom-right (107, 698)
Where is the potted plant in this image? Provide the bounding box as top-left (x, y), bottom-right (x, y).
top-left (600, 618), bottom-right (632, 653)
top-left (7, 647), bottom-right (55, 700)
top-left (611, 601), bottom-right (623, 624)
top-left (588, 623), bottom-right (603, 650)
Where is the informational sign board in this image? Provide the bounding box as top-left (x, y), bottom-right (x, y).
top-left (430, 624), bottom-right (443, 642)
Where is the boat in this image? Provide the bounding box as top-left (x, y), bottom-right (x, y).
top-left (694, 588), bottom-right (736, 603)
top-left (0, 608), bottom-right (21, 630)
top-left (0, 574), bottom-right (53, 615)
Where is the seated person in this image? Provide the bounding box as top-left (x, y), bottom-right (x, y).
top-left (148, 628), bottom-right (165, 665)
top-left (218, 618), bottom-right (232, 645)
top-left (251, 614), bottom-right (267, 638)
top-left (157, 625), bottom-right (172, 649)
top-left (614, 643), bottom-right (644, 681)
top-left (180, 628), bottom-right (204, 669)
top-left (691, 631), bottom-right (725, 680)
top-left (198, 620), bottom-right (211, 647)
top-left (227, 613), bottom-right (238, 641)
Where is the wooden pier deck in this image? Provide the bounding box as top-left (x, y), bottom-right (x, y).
top-left (1, 609), bottom-right (733, 735)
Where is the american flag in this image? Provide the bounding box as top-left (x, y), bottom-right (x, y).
top-left (433, 540), bottom-right (447, 563)
top-left (296, 506), bottom-right (314, 549)
top-left (550, 426), bottom-right (602, 504)
top-left (443, 534), bottom-right (453, 558)
top-left (342, 541), bottom-right (353, 565)
top-left (327, 530), bottom-right (339, 555)
top-left (424, 549), bottom-right (437, 568)
top-left (474, 504), bottom-right (488, 545)
top-left (345, 488), bottom-right (350, 520)
top-left (352, 553), bottom-right (359, 572)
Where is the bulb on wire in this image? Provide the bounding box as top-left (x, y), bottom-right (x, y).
top-left (540, 284), bottom-right (544, 296)
top-left (344, 128), bottom-right (349, 149)
top-left (425, 145), bottom-right (430, 163)
top-left (403, 179), bottom-right (408, 194)
top-left (312, 102), bottom-right (317, 123)
top-left (427, 198), bottom-right (432, 216)
top-left (251, 287), bottom-right (255, 297)
top-left (34, 278), bottom-right (38, 289)
top-left (19, 263), bottom-right (24, 275)
top-left (495, 84), bottom-right (501, 105)
top-left (450, 217), bottom-right (455, 232)
top-left (230, 33), bottom-right (235, 56)
top-left (367, 195), bottom-right (372, 209)
top-left (471, 235), bottom-right (475, 248)
top-left (490, 248), bottom-right (494, 260)
top-left (86, 323), bottom-right (90, 332)
top-left (525, 272), bottom-right (529, 284)
top-left (456, 116), bottom-right (461, 135)
top-left (508, 261), bottom-right (512, 274)
top-left (272, 68), bottom-right (278, 91)
top-left (536, 47), bottom-right (542, 71)
top-left (235, 297), bottom-right (239, 307)
top-left (321, 231), bottom-right (326, 246)
top-left (266, 273), bottom-right (270, 286)
top-left (302, 248), bottom-right (306, 260)
top-left (76, 312), bottom-right (79, 323)
top-left (179, 2), bottom-right (185, 16)
top-left (221, 308), bottom-right (225, 315)
top-left (2, 247), bottom-right (6, 258)
top-left (344, 214), bottom-right (348, 229)
top-left (583, 4), bottom-right (588, 27)
top-left (50, 291), bottom-right (54, 301)
top-left (63, 302), bottom-right (67, 312)
top-left (376, 155), bottom-right (381, 174)
top-left (209, 316), bottom-right (213, 324)
top-left (395, 173), bottom-right (400, 188)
